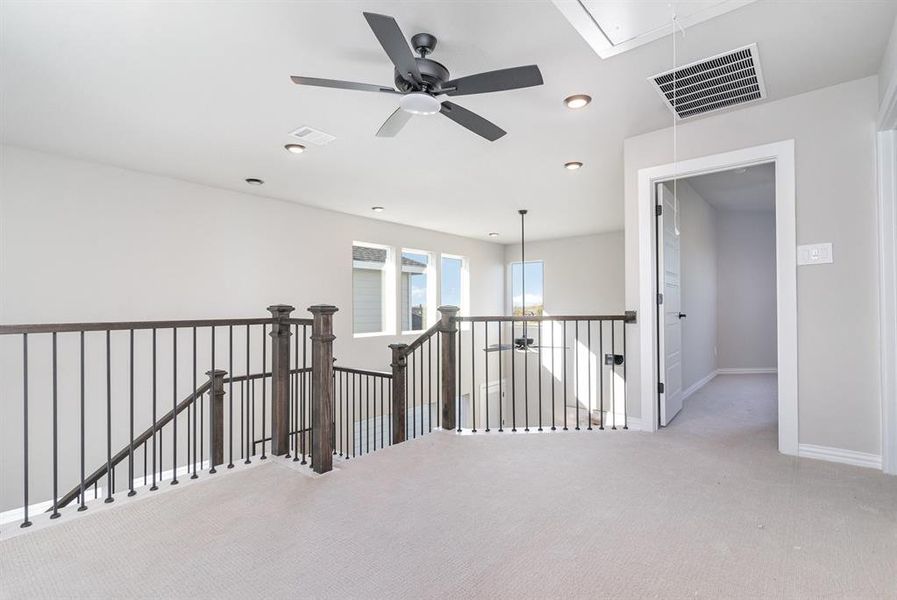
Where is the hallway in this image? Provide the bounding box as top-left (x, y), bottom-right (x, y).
top-left (2, 376), bottom-right (895, 599)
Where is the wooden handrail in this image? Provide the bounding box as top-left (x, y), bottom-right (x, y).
top-left (453, 312), bottom-right (636, 323)
top-left (400, 322), bottom-right (441, 356)
top-left (333, 365), bottom-right (392, 378)
top-left (53, 366), bottom-right (312, 510)
top-left (0, 317), bottom-right (275, 336)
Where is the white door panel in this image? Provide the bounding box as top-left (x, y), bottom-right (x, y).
top-left (658, 183), bottom-right (684, 426)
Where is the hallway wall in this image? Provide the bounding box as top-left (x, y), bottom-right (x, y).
top-left (716, 211), bottom-right (778, 370)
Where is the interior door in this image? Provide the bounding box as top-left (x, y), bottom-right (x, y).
top-left (657, 183), bottom-right (684, 426)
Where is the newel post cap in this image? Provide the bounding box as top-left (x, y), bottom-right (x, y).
top-left (266, 305), bottom-right (295, 317)
top-left (307, 304), bottom-right (339, 315)
top-left (437, 305), bottom-right (460, 315)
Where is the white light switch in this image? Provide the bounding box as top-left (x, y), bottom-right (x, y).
top-left (797, 243), bottom-right (833, 266)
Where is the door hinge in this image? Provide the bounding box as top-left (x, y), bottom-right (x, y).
top-left (656, 204), bottom-right (663, 216)
top-left (657, 293), bottom-right (664, 305)
top-left (658, 382), bottom-right (665, 394)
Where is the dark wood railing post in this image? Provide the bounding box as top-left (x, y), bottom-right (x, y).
top-left (389, 343), bottom-right (408, 444)
top-left (206, 369), bottom-right (226, 472)
top-left (309, 305), bottom-right (337, 474)
top-left (267, 304), bottom-right (295, 457)
top-left (438, 305), bottom-right (460, 431)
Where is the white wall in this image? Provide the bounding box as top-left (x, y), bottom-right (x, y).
top-left (716, 210), bottom-right (777, 371)
top-left (503, 231), bottom-right (625, 315)
top-left (0, 145), bottom-right (505, 511)
top-left (879, 15), bottom-right (897, 118)
top-left (675, 181), bottom-right (718, 391)
top-left (624, 76), bottom-right (882, 456)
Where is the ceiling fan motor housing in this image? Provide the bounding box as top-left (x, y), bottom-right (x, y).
top-left (394, 57), bottom-right (450, 92)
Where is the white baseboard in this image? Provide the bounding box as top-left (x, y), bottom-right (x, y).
top-left (681, 371), bottom-right (718, 401)
top-left (798, 444), bottom-right (882, 470)
top-left (716, 367), bottom-right (777, 375)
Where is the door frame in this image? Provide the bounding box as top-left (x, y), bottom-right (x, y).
top-left (634, 140), bottom-right (797, 455)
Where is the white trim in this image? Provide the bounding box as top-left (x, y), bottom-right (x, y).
top-left (798, 444), bottom-right (882, 470)
top-left (681, 370), bottom-right (718, 401)
top-left (877, 130), bottom-right (897, 475)
top-left (878, 70), bottom-right (897, 130)
top-left (633, 140), bottom-right (798, 456)
top-left (716, 368), bottom-right (777, 375)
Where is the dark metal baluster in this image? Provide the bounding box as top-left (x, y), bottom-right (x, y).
top-left (171, 328), bottom-right (178, 485)
top-left (599, 321), bottom-right (605, 431)
top-left (498, 322), bottom-right (503, 432)
top-left (366, 375), bottom-right (371, 454)
top-left (471, 323), bottom-right (476, 433)
top-left (551, 321), bottom-right (556, 431)
top-left (388, 379), bottom-right (393, 444)
top-left (344, 370), bottom-right (349, 459)
top-left (563, 322), bottom-right (568, 431)
top-left (106, 330), bottom-right (114, 500)
top-left (261, 324), bottom-right (267, 459)
top-left (457, 327), bottom-right (462, 432)
top-left (575, 320), bottom-right (580, 431)
top-left (192, 327), bottom-right (198, 478)
top-left (611, 321), bottom-right (617, 430)
top-left (293, 324), bottom-right (299, 461)
top-left (51, 332), bottom-right (60, 517)
top-left (229, 325), bottom-right (235, 467)
top-left (412, 350), bottom-right (416, 439)
top-left (524, 319), bottom-right (529, 432)
top-left (380, 377), bottom-right (385, 449)
top-left (151, 329), bottom-right (158, 491)
top-left (301, 325), bottom-right (308, 465)
top-left (538, 321), bottom-right (543, 432)
top-left (245, 324), bottom-right (251, 464)
top-left (511, 321), bottom-right (516, 432)
top-left (21, 334), bottom-right (31, 527)
top-left (128, 329), bottom-right (136, 496)
top-left (80, 331), bottom-right (88, 508)
top-left (588, 321), bottom-right (593, 431)
top-left (428, 336), bottom-right (433, 433)
top-left (206, 326), bottom-right (214, 469)
top-left (485, 322), bottom-right (490, 432)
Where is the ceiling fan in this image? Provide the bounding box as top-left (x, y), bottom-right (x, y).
top-left (485, 210), bottom-right (569, 354)
top-left (290, 12), bottom-right (544, 141)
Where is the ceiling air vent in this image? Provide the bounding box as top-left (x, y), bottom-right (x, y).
top-left (648, 43), bottom-right (766, 120)
top-left (289, 126), bottom-right (336, 146)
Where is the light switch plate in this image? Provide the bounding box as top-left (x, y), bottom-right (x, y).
top-left (797, 243), bottom-right (833, 266)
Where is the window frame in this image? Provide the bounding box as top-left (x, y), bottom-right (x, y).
top-left (399, 248), bottom-right (435, 335)
top-left (508, 259), bottom-right (545, 318)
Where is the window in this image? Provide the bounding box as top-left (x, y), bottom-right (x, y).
top-left (401, 250), bottom-right (430, 332)
top-left (511, 261), bottom-right (544, 316)
top-left (353, 243), bottom-right (390, 334)
top-left (440, 255), bottom-right (464, 308)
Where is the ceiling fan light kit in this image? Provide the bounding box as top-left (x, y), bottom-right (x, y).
top-left (291, 12), bottom-right (543, 141)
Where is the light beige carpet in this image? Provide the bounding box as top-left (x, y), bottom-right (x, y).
top-left (1, 375), bottom-right (895, 599)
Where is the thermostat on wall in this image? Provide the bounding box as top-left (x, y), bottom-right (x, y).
top-left (797, 243), bottom-right (833, 266)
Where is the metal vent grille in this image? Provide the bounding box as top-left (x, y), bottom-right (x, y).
top-left (649, 44), bottom-right (766, 119)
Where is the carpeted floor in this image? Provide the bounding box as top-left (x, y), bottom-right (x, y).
top-left (1, 374), bottom-right (895, 599)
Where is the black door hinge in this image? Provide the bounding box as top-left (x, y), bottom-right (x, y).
top-left (656, 204), bottom-right (663, 216)
top-left (657, 293), bottom-right (664, 305)
top-left (658, 382), bottom-right (665, 394)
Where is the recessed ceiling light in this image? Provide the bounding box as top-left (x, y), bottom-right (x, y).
top-left (245, 178), bottom-right (264, 185)
top-left (285, 144), bottom-right (306, 154)
top-left (488, 232), bottom-right (500, 238)
top-left (564, 94), bottom-right (592, 109)
top-left (564, 161), bottom-right (583, 170)
top-left (371, 206), bottom-right (385, 212)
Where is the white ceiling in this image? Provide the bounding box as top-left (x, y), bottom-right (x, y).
top-left (684, 162), bottom-right (775, 211)
top-left (1, 1), bottom-right (894, 242)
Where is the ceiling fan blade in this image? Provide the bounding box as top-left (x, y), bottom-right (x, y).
top-left (444, 65), bottom-right (543, 97)
top-left (439, 101), bottom-right (506, 141)
top-left (290, 76), bottom-right (399, 94)
top-left (362, 12), bottom-right (422, 85)
top-left (376, 108), bottom-right (413, 137)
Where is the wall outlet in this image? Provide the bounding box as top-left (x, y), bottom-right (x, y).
top-left (797, 243), bottom-right (833, 266)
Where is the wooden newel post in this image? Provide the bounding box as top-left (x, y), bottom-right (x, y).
top-left (268, 304), bottom-right (295, 457)
top-left (389, 343), bottom-right (408, 445)
top-left (309, 304), bottom-right (337, 474)
top-left (206, 369), bottom-right (227, 473)
top-left (438, 305), bottom-right (460, 430)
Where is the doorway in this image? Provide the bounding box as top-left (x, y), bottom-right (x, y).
top-left (632, 140), bottom-right (797, 455)
top-left (655, 164), bottom-right (778, 428)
